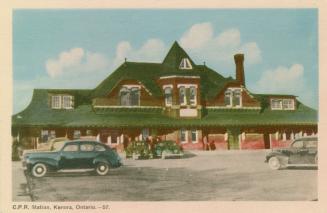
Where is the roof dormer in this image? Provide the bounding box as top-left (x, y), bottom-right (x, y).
top-left (179, 58), bottom-right (192, 70)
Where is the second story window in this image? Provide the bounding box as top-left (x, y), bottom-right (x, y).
top-left (179, 87), bottom-right (186, 105)
top-left (271, 98), bottom-right (295, 110)
top-left (224, 88), bottom-right (242, 107)
top-left (190, 86), bottom-right (197, 106)
top-left (51, 95), bottom-right (74, 109)
top-left (119, 86), bottom-right (140, 106)
top-left (164, 87), bottom-right (173, 106)
top-left (51, 96), bottom-right (61, 109)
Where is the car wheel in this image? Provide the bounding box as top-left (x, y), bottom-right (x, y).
top-left (268, 156), bottom-right (281, 170)
top-left (31, 163), bottom-right (48, 178)
top-left (95, 162), bottom-right (110, 176)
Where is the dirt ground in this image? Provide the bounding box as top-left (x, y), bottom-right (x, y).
top-left (17, 150), bottom-right (317, 201)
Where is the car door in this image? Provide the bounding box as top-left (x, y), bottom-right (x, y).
top-left (288, 140), bottom-right (308, 164)
top-left (79, 142), bottom-right (97, 168)
top-left (59, 143), bottom-right (80, 169)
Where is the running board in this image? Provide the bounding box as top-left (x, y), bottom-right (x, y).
top-left (286, 164), bottom-right (317, 167)
top-left (57, 169), bottom-right (95, 173)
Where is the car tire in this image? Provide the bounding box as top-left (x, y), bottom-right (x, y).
top-left (95, 162), bottom-right (110, 176)
top-left (31, 163), bottom-right (48, 178)
top-left (268, 156), bottom-right (281, 170)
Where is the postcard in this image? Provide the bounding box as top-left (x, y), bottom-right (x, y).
top-left (1, 0), bottom-right (327, 213)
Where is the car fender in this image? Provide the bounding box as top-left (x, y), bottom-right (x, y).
top-left (266, 152), bottom-right (289, 165)
top-left (28, 158), bottom-right (59, 169)
top-left (93, 157), bottom-right (111, 166)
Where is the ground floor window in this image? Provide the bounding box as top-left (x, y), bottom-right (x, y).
top-left (191, 130), bottom-right (198, 143)
top-left (142, 128), bottom-right (150, 141)
top-left (41, 130), bottom-right (49, 142)
top-left (73, 130), bottom-right (81, 139)
top-left (180, 129), bottom-right (187, 143)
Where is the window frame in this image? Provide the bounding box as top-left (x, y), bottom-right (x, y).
top-left (51, 95), bottom-right (61, 109)
top-left (180, 129), bottom-right (187, 144)
top-left (179, 86), bottom-right (187, 106)
top-left (62, 95), bottom-right (73, 109)
top-left (119, 86), bottom-right (140, 106)
top-left (271, 98), bottom-right (295, 110)
top-left (191, 130), bottom-right (198, 144)
top-left (179, 58), bottom-right (193, 70)
top-left (62, 144), bottom-right (79, 152)
top-left (164, 86), bottom-right (173, 106)
top-left (189, 86), bottom-right (197, 106)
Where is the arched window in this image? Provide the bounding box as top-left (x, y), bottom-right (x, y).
top-left (164, 87), bottom-right (172, 106)
top-left (190, 86), bottom-right (197, 105)
top-left (179, 87), bottom-right (186, 105)
top-left (130, 87), bottom-right (140, 106)
top-left (119, 87), bottom-right (140, 106)
top-left (120, 87), bottom-right (130, 106)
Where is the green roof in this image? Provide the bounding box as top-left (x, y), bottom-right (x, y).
top-left (12, 89), bottom-right (317, 128)
top-left (92, 41), bottom-right (232, 100)
top-left (12, 42), bottom-right (317, 129)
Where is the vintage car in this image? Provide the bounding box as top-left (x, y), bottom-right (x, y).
top-left (23, 140), bottom-right (122, 177)
top-left (265, 136), bottom-right (318, 170)
top-left (154, 141), bottom-right (183, 159)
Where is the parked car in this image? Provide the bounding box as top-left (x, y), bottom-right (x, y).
top-left (154, 141), bottom-right (183, 159)
top-left (23, 140), bottom-right (122, 177)
top-left (22, 137), bottom-right (69, 156)
top-left (125, 141), bottom-right (151, 159)
top-left (265, 136), bottom-right (318, 170)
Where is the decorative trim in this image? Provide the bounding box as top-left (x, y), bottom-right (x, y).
top-left (177, 84), bottom-right (198, 88)
top-left (159, 75), bottom-right (200, 79)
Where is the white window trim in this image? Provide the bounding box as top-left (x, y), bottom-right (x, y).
top-left (179, 58), bottom-right (193, 70)
top-left (159, 75), bottom-right (200, 79)
top-left (163, 85), bottom-right (173, 106)
top-left (180, 129), bottom-right (188, 144)
top-left (271, 98), bottom-right (295, 110)
top-left (177, 84), bottom-right (198, 88)
top-left (62, 95), bottom-right (73, 109)
top-left (51, 95), bottom-right (62, 109)
top-left (191, 130), bottom-right (198, 144)
top-left (224, 88), bottom-right (242, 108)
top-left (120, 86), bottom-right (141, 106)
top-left (189, 86), bottom-right (197, 106)
top-left (179, 87), bottom-right (187, 106)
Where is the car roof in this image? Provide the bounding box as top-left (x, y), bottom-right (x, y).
top-left (65, 140), bottom-right (101, 144)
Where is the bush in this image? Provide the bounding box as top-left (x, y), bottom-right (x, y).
top-left (154, 141), bottom-right (182, 157)
top-left (125, 141), bottom-right (151, 159)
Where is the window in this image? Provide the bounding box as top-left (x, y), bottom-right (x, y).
top-left (80, 144), bottom-right (94, 152)
top-left (51, 96), bottom-right (61, 109)
top-left (95, 145), bottom-right (106, 151)
top-left (233, 90), bottom-right (241, 107)
top-left (224, 88), bottom-right (242, 107)
top-left (119, 87), bottom-right (140, 106)
top-left (191, 130), bottom-right (197, 143)
top-left (63, 144), bottom-right (79, 152)
top-left (179, 58), bottom-right (192, 69)
top-left (179, 87), bottom-right (186, 105)
top-left (142, 128), bottom-right (150, 141)
top-left (62, 95), bottom-right (73, 109)
top-left (51, 95), bottom-right (74, 109)
top-left (190, 86), bottom-right (197, 106)
top-left (41, 130), bottom-right (49, 142)
top-left (180, 129), bottom-right (187, 143)
top-left (49, 130), bottom-right (56, 140)
top-left (282, 99), bottom-right (295, 110)
top-left (73, 130), bottom-right (81, 139)
top-left (292, 141), bottom-right (304, 149)
top-left (271, 98), bottom-right (295, 110)
top-left (164, 87), bottom-right (173, 106)
top-left (224, 89), bottom-right (232, 106)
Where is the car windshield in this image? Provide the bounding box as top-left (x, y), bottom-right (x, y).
top-left (292, 141), bottom-right (304, 148)
top-left (51, 141), bottom-right (66, 151)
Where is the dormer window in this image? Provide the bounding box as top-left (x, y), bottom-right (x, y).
top-left (179, 58), bottom-right (192, 69)
top-left (224, 88), bottom-right (242, 107)
top-left (51, 94), bottom-right (74, 109)
top-left (271, 98), bottom-right (295, 110)
top-left (119, 86), bottom-right (140, 106)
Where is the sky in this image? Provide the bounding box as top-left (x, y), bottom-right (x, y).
top-left (13, 9), bottom-right (318, 113)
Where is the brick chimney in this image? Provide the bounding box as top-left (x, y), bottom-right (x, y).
top-left (234, 54), bottom-right (245, 86)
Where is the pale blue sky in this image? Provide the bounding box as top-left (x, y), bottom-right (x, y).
top-left (13, 9), bottom-right (318, 113)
